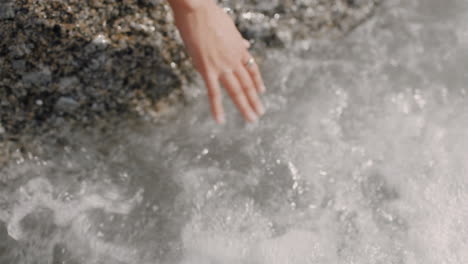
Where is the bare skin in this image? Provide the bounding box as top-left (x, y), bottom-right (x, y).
top-left (168, 0), bottom-right (266, 124)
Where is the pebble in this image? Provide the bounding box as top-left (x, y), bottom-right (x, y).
top-left (55, 97), bottom-right (80, 113)
top-left (58, 77), bottom-right (80, 92)
top-left (92, 34), bottom-right (110, 45)
top-left (22, 68), bottom-right (52, 86)
top-left (85, 34), bottom-right (111, 53)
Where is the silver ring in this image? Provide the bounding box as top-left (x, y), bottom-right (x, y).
top-left (245, 58), bottom-right (255, 68)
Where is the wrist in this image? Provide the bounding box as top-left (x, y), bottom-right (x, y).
top-left (168, 0), bottom-right (214, 14)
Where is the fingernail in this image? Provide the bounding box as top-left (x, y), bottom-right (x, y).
top-left (260, 85), bottom-right (266, 93)
top-left (217, 115), bottom-right (225, 124)
top-left (248, 112), bottom-right (258, 123)
top-left (257, 104), bottom-right (265, 116)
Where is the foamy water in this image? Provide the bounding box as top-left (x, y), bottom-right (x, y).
top-left (1, 0), bottom-right (468, 263)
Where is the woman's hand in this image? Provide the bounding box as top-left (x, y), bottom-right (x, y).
top-left (169, 0), bottom-right (266, 124)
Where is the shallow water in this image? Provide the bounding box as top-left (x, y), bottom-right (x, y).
top-left (2, 0), bottom-right (468, 263)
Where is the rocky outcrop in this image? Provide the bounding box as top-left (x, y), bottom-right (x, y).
top-left (0, 0), bottom-right (192, 141)
top-left (0, 0), bottom-right (378, 165)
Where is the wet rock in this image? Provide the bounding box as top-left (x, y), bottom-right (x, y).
top-left (0, 0), bottom-right (190, 138)
top-left (0, 0), bottom-right (378, 161)
top-left (220, 0), bottom-right (380, 47)
top-left (276, 26), bottom-right (294, 46)
top-left (55, 97), bottom-right (80, 114)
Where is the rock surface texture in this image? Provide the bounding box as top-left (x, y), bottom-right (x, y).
top-left (222, 0), bottom-right (379, 47)
top-left (0, 0), bottom-right (191, 139)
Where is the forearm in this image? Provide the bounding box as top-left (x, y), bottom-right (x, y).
top-left (167, 0), bottom-right (214, 14)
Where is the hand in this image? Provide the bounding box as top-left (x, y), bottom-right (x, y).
top-left (170, 0), bottom-right (266, 124)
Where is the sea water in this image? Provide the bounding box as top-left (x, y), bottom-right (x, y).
top-left (1, 0), bottom-right (468, 263)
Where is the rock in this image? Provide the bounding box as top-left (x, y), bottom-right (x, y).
top-left (0, 124), bottom-right (5, 134)
top-left (0, 0), bottom-right (379, 160)
top-left (0, 3), bottom-right (14, 20)
top-left (276, 27), bottom-right (293, 46)
top-left (0, 0), bottom-right (190, 138)
top-left (55, 97), bottom-right (80, 113)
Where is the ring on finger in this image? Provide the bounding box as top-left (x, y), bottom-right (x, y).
top-left (244, 58), bottom-right (255, 68)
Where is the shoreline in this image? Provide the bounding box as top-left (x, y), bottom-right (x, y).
top-left (0, 0), bottom-right (378, 166)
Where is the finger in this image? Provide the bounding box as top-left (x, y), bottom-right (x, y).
top-left (220, 71), bottom-right (258, 123)
top-left (243, 39), bottom-right (251, 49)
top-left (243, 54), bottom-right (266, 94)
top-left (203, 72), bottom-right (225, 124)
top-left (234, 66), bottom-right (265, 116)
